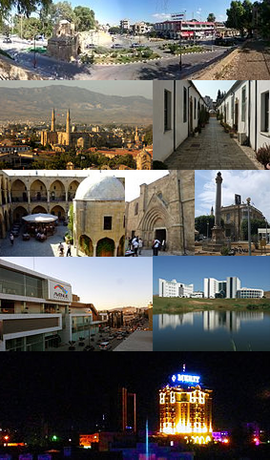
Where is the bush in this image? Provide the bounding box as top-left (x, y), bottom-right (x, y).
top-left (256, 144), bottom-right (270, 167)
top-left (220, 245), bottom-right (229, 256)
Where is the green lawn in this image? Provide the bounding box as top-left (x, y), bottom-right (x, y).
top-left (153, 295), bottom-right (270, 314)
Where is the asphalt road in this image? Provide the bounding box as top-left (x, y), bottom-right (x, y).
top-left (1, 34), bottom-right (230, 80)
top-left (4, 48), bottom-right (227, 80)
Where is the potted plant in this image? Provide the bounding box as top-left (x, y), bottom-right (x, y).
top-left (256, 144), bottom-right (270, 169)
top-left (68, 341), bottom-right (76, 351)
top-left (194, 126), bottom-right (200, 137)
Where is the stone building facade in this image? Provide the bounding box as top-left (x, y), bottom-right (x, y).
top-left (73, 175), bottom-right (125, 257)
top-left (126, 170), bottom-right (195, 254)
top-left (0, 170), bottom-right (83, 238)
top-left (47, 20), bottom-right (81, 62)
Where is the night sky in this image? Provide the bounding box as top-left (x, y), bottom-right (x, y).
top-left (0, 352), bottom-right (270, 434)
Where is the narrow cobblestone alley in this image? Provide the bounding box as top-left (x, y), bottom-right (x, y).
top-left (164, 118), bottom-right (263, 170)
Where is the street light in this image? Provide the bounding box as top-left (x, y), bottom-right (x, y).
top-left (246, 197), bottom-right (251, 256)
top-left (179, 34), bottom-right (182, 71)
top-left (207, 221), bottom-right (209, 241)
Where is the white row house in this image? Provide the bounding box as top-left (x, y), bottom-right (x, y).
top-left (217, 80), bottom-right (270, 151)
top-left (153, 80), bottom-right (208, 162)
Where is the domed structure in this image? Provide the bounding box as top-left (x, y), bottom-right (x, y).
top-left (74, 175), bottom-right (124, 202)
top-left (73, 174), bottom-right (125, 257)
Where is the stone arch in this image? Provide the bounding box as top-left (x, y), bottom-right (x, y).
top-left (32, 205), bottom-right (47, 214)
top-left (68, 180), bottom-right (80, 200)
top-left (49, 180), bottom-right (65, 201)
top-left (51, 205), bottom-right (65, 220)
top-left (30, 179), bottom-right (47, 202)
top-left (117, 235), bottom-right (125, 256)
top-left (13, 205), bottom-right (28, 223)
top-left (4, 210), bottom-right (8, 232)
top-left (139, 204), bottom-right (171, 249)
top-left (79, 234), bottom-right (93, 257)
top-left (0, 213), bottom-right (4, 238)
top-left (11, 179), bottom-right (27, 203)
top-left (96, 237), bottom-right (115, 257)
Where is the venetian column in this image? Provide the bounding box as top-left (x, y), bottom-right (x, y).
top-left (211, 172), bottom-right (225, 244)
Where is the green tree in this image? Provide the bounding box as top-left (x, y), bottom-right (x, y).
top-left (256, 0), bottom-right (270, 38)
top-left (241, 218), bottom-right (269, 240)
top-left (14, 15), bottom-right (41, 39)
top-left (1, 0), bottom-right (52, 18)
top-left (74, 6), bottom-right (95, 31)
top-left (108, 26), bottom-right (120, 34)
top-left (207, 13), bottom-right (216, 22)
top-left (195, 215), bottom-right (216, 237)
top-left (226, 0), bottom-right (253, 37)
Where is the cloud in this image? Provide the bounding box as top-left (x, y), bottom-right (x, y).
top-left (152, 13), bottom-right (171, 21)
top-left (196, 171), bottom-right (270, 221)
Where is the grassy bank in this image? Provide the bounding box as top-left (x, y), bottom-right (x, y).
top-left (153, 295), bottom-right (270, 314)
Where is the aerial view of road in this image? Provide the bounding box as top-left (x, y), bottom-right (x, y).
top-left (0, 34), bottom-right (231, 80)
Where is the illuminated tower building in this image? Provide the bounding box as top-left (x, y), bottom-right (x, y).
top-left (66, 109), bottom-right (71, 146)
top-left (159, 369), bottom-right (213, 444)
top-left (120, 387), bottom-right (137, 433)
top-left (51, 108), bottom-right (55, 132)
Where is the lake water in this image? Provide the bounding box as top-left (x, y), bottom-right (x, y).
top-left (153, 311), bottom-right (270, 351)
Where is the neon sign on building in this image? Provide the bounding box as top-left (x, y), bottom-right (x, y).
top-left (171, 374), bottom-right (200, 384)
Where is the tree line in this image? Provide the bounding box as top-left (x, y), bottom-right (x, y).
top-left (1, 1), bottom-right (96, 39)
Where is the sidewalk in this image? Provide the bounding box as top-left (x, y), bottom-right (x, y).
top-left (190, 40), bottom-right (270, 80)
top-left (164, 118), bottom-right (263, 170)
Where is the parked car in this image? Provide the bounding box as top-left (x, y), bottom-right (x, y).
top-left (130, 42), bottom-right (141, 48)
top-left (86, 43), bottom-right (95, 49)
top-left (3, 37), bottom-right (12, 44)
top-left (111, 43), bottom-right (123, 49)
top-left (99, 341), bottom-right (111, 351)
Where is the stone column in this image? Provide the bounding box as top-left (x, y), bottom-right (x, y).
top-left (214, 172), bottom-right (222, 227)
top-left (211, 172), bottom-right (225, 246)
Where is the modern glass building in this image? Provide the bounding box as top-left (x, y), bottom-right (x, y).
top-left (0, 259), bottom-right (103, 351)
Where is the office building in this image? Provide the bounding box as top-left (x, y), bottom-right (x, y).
top-left (159, 278), bottom-right (194, 298)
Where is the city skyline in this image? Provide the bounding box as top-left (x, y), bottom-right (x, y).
top-left (0, 352), bottom-right (269, 432)
top-left (1, 257), bottom-right (152, 309)
top-left (153, 256), bottom-right (270, 294)
top-left (195, 170), bottom-right (270, 221)
top-left (69, 0), bottom-right (230, 25)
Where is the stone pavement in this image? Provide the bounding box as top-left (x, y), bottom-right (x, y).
top-left (164, 118), bottom-right (263, 170)
top-left (0, 224), bottom-right (71, 257)
top-left (113, 331), bottom-right (153, 351)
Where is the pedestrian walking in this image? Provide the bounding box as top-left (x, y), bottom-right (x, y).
top-left (66, 242), bottom-right (72, 257)
top-left (58, 242), bottom-right (64, 257)
top-left (152, 238), bottom-right (161, 256)
top-left (10, 233), bottom-right (14, 245)
top-left (138, 237), bottom-right (143, 255)
top-left (161, 239), bottom-right (166, 251)
top-left (133, 238), bottom-right (139, 257)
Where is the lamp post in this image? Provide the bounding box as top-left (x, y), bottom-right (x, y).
top-left (207, 220), bottom-right (209, 241)
top-left (179, 34), bottom-right (182, 71)
top-left (246, 197), bottom-right (251, 256)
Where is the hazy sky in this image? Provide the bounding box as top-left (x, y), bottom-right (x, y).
top-left (153, 256), bottom-right (270, 294)
top-left (195, 170), bottom-right (270, 221)
top-left (193, 81), bottom-right (236, 100)
top-left (2, 257), bottom-right (153, 309)
top-left (0, 81), bottom-right (152, 100)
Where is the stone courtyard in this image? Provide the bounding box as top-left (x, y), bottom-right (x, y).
top-left (164, 118), bottom-right (264, 170)
top-left (0, 223), bottom-right (71, 257)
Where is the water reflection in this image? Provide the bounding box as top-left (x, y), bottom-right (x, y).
top-left (154, 311), bottom-right (270, 351)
